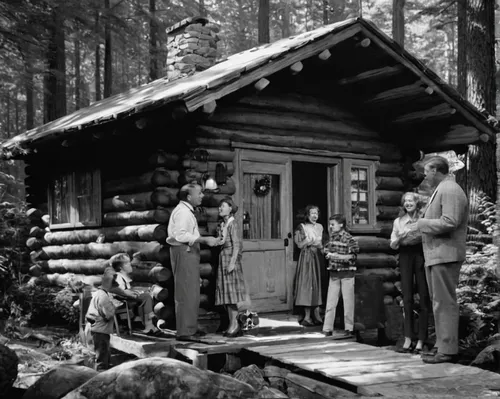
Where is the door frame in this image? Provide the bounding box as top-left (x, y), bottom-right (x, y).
top-left (234, 149), bottom-right (342, 311)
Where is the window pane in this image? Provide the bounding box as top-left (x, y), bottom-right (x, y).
top-left (242, 173), bottom-right (281, 239)
top-left (75, 171), bottom-right (95, 223)
top-left (50, 174), bottom-right (71, 224)
top-left (351, 167), bottom-right (369, 225)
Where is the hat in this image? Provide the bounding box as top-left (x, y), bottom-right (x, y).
top-left (219, 196), bottom-right (238, 214)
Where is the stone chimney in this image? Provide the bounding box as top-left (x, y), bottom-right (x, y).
top-left (165, 16), bottom-right (220, 81)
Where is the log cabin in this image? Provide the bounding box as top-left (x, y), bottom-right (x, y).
top-left (1, 17), bottom-right (497, 332)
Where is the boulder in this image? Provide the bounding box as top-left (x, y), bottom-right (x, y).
top-left (0, 344), bottom-right (18, 397)
top-left (62, 357), bottom-right (256, 399)
top-left (23, 365), bottom-right (97, 399)
top-left (233, 364), bottom-right (268, 391)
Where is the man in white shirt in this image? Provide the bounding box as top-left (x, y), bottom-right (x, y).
top-left (167, 183), bottom-right (218, 340)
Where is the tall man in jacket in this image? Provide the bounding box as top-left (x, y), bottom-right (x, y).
top-left (410, 156), bottom-right (468, 364)
top-left (167, 183), bottom-right (218, 341)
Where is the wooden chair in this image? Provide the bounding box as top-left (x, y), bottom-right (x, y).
top-left (113, 298), bottom-right (133, 336)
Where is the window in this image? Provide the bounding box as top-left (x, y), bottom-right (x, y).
top-left (342, 159), bottom-right (376, 232)
top-left (48, 170), bottom-right (101, 229)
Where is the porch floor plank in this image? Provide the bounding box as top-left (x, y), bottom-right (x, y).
top-left (245, 340), bottom-right (500, 396)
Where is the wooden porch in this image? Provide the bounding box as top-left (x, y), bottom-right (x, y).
top-left (110, 314), bottom-right (500, 397)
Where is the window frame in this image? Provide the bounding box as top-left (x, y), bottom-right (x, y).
top-left (342, 159), bottom-right (377, 233)
top-left (47, 169), bottom-right (101, 229)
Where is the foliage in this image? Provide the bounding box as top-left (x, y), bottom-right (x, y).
top-left (458, 245), bottom-right (500, 350)
top-left (5, 281), bottom-right (80, 333)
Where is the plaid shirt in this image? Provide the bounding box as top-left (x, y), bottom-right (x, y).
top-left (325, 230), bottom-right (359, 272)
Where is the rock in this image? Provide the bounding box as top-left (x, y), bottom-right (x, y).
top-left (23, 365), bottom-right (97, 399)
top-left (263, 365), bottom-right (289, 393)
top-left (0, 343), bottom-right (18, 397)
top-left (257, 386), bottom-right (288, 398)
top-left (233, 364), bottom-right (268, 391)
top-left (471, 342), bottom-right (500, 372)
top-left (62, 357), bottom-right (256, 399)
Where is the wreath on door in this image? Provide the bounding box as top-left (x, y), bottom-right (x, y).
top-left (253, 175), bottom-right (271, 196)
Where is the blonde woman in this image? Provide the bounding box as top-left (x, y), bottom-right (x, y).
top-left (390, 192), bottom-right (430, 353)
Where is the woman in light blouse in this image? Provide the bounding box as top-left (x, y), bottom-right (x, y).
top-left (390, 192), bottom-right (430, 353)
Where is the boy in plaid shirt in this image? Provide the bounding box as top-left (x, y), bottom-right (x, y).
top-left (322, 214), bottom-right (359, 337)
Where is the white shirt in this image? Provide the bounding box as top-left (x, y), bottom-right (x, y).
top-left (390, 213), bottom-right (422, 250)
top-left (166, 201), bottom-right (200, 246)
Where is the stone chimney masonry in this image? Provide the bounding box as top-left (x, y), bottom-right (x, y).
top-left (165, 16), bottom-right (220, 81)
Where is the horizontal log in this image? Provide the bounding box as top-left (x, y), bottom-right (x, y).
top-left (201, 279), bottom-right (210, 289)
top-left (147, 265), bottom-right (172, 282)
top-left (206, 108), bottom-right (379, 139)
top-left (30, 264), bottom-right (42, 277)
top-left (375, 176), bottom-right (404, 191)
top-left (376, 190), bottom-right (405, 206)
top-left (38, 241), bottom-right (168, 262)
top-left (354, 236), bottom-right (392, 253)
top-left (26, 208), bottom-right (43, 221)
top-left (356, 253), bottom-right (397, 269)
top-left (200, 263), bottom-right (214, 277)
top-left (215, 177), bottom-right (236, 195)
top-left (196, 207), bottom-right (220, 223)
top-left (392, 103), bottom-right (456, 125)
top-left (236, 93), bottom-right (356, 123)
top-left (377, 220), bottom-right (395, 237)
top-left (199, 293), bottom-right (210, 309)
top-left (151, 284), bottom-right (169, 301)
top-left (359, 267), bottom-right (400, 281)
top-left (103, 208), bottom-right (171, 226)
top-left (30, 273), bottom-right (103, 288)
top-left (150, 187), bottom-right (179, 207)
top-left (202, 193), bottom-right (230, 207)
top-left (384, 295), bottom-right (394, 305)
top-left (29, 226), bottom-right (47, 239)
top-left (376, 163), bottom-right (403, 177)
top-left (197, 125), bottom-right (402, 161)
top-left (35, 259), bottom-right (170, 283)
top-left (365, 82), bottom-right (425, 105)
top-left (26, 237), bottom-right (46, 250)
top-left (383, 281), bottom-right (396, 295)
top-left (44, 224), bottom-right (167, 245)
top-left (376, 206), bottom-right (401, 221)
top-left (103, 169), bottom-right (180, 196)
top-left (186, 148), bottom-right (235, 162)
top-left (103, 192), bottom-right (154, 212)
top-left (154, 302), bottom-right (174, 320)
top-left (182, 160), bottom-right (235, 176)
top-left (187, 137), bottom-right (232, 149)
top-left (148, 151), bottom-right (180, 168)
top-left (337, 65), bottom-right (405, 85)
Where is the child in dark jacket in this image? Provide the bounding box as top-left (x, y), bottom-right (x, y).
top-left (85, 268), bottom-right (116, 371)
top-left (322, 214), bottom-right (359, 337)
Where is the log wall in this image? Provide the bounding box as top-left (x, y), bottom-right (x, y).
top-left (25, 146), bottom-right (236, 330)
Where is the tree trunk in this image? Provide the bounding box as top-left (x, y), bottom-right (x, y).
top-left (457, 0), bottom-right (467, 97)
top-left (44, 9), bottom-right (67, 123)
top-left (75, 38), bottom-right (81, 110)
top-left (258, 0), bottom-right (270, 44)
top-left (25, 51), bottom-right (34, 130)
top-left (5, 92), bottom-right (10, 138)
top-left (392, 0), bottom-right (405, 46)
top-left (323, 0), bottom-right (329, 25)
top-left (282, 0), bottom-right (291, 38)
top-left (95, 10), bottom-right (101, 102)
top-left (457, 0), bottom-right (496, 201)
top-left (199, 0), bottom-right (205, 16)
top-left (149, 0), bottom-right (159, 82)
top-left (330, 0), bottom-right (346, 23)
top-left (104, 0), bottom-right (112, 98)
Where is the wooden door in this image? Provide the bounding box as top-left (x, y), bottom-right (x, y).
top-left (239, 160), bottom-right (292, 313)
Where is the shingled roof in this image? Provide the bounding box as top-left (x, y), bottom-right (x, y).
top-left (1, 17), bottom-right (497, 154)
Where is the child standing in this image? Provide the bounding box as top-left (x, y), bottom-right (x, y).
top-left (85, 268), bottom-right (116, 371)
top-left (293, 205), bottom-right (324, 327)
top-left (322, 214), bottom-right (359, 337)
